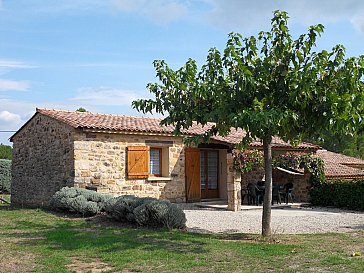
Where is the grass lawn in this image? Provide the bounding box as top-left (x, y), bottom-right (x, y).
top-left (0, 202), bottom-right (363, 273)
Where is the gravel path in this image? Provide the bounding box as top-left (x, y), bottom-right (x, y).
top-left (181, 206), bottom-right (364, 234)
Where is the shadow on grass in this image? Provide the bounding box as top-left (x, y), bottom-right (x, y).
top-left (0, 213), bottom-right (210, 256)
top-left (0, 209), bottom-right (310, 272)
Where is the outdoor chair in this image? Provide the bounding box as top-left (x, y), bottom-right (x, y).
top-left (247, 183), bottom-right (264, 205)
top-left (280, 182), bottom-right (294, 204)
top-left (241, 187), bottom-right (248, 205)
top-left (272, 184), bottom-right (282, 205)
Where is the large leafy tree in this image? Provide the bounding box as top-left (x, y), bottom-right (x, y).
top-left (0, 144), bottom-right (12, 160)
top-left (307, 132), bottom-right (364, 159)
top-left (133, 11), bottom-right (364, 236)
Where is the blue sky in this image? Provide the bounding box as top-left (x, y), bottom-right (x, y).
top-left (1, 0), bottom-right (364, 145)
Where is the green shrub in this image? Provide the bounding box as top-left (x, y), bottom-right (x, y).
top-left (133, 203), bottom-right (151, 225)
top-left (104, 195), bottom-right (156, 222)
top-left (50, 187), bottom-right (187, 229)
top-left (310, 180), bottom-right (364, 210)
top-left (50, 187), bottom-right (112, 216)
top-left (0, 159), bottom-right (11, 193)
top-left (105, 195), bottom-right (186, 229)
top-left (144, 200), bottom-right (186, 229)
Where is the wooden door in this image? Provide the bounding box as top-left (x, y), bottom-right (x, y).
top-left (185, 148), bottom-right (201, 202)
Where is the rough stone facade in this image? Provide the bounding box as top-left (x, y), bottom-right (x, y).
top-left (227, 153), bottom-right (241, 211)
top-left (72, 131), bottom-right (187, 202)
top-left (272, 169), bottom-right (310, 202)
top-left (11, 114), bottom-right (74, 206)
top-left (11, 113), bottom-right (214, 205)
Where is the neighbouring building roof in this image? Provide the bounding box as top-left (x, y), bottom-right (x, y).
top-left (11, 108), bottom-right (320, 150)
top-left (316, 149), bottom-right (364, 179)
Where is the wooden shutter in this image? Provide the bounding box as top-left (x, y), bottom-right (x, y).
top-left (127, 146), bottom-right (149, 179)
top-left (185, 148), bottom-right (201, 202)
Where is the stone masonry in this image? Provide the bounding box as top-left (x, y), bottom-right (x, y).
top-left (73, 131), bottom-right (187, 202)
top-left (11, 114), bottom-right (74, 206)
top-left (226, 153), bottom-right (241, 211)
top-left (11, 113), bottom-right (188, 206)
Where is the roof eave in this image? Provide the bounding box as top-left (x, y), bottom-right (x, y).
top-left (326, 175), bottom-right (364, 179)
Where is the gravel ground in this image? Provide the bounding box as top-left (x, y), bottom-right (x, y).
top-left (181, 205), bottom-right (364, 234)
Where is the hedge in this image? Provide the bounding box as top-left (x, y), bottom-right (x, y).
top-left (310, 180), bottom-right (364, 210)
top-left (0, 159), bottom-right (11, 193)
top-left (104, 195), bottom-right (187, 229)
top-left (49, 187), bottom-right (112, 216)
top-left (50, 187), bottom-right (187, 229)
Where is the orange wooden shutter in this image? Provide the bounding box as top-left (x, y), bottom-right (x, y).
top-left (127, 146), bottom-right (149, 179)
top-left (185, 148), bottom-right (201, 202)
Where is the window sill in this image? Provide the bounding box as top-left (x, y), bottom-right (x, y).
top-left (147, 176), bottom-right (172, 181)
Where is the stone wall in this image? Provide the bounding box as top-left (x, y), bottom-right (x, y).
top-left (227, 153), bottom-right (241, 211)
top-left (272, 169), bottom-right (310, 202)
top-left (11, 114), bottom-right (74, 206)
top-left (73, 131), bottom-right (186, 202)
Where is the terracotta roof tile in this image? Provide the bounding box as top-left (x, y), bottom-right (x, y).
top-left (35, 108), bottom-right (318, 150)
top-left (316, 149), bottom-right (364, 178)
top-left (316, 150), bottom-right (364, 165)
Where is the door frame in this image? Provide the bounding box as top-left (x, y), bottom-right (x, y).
top-left (185, 148), bottom-right (221, 201)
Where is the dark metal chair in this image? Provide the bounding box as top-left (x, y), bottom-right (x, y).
top-left (280, 182), bottom-right (294, 204)
top-left (247, 183), bottom-right (264, 205)
top-left (241, 187), bottom-right (248, 205)
top-left (272, 184), bottom-right (282, 205)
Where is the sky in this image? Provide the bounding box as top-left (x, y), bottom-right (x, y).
top-left (1, 0), bottom-right (364, 145)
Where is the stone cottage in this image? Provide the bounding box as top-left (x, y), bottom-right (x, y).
top-left (10, 108), bottom-right (320, 209)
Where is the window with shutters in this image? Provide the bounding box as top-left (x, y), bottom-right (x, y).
top-left (127, 146), bottom-right (169, 179)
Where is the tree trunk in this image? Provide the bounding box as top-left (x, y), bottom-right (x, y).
top-left (262, 135), bottom-right (272, 237)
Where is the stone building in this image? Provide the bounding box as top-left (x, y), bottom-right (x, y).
top-left (11, 108), bottom-right (322, 209)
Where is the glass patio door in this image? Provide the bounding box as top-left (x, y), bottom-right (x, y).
top-left (200, 150), bottom-right (219, 199)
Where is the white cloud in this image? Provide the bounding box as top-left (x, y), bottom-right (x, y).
top-left (0, 59), bottom-right (36, 69)
top-left (0, 59), bottom-right (37, 76)
top-left (71, 86), bottom-right (140, 106)
top-left (0, 99), bottom-right (36, 120)
top-left (1, 0), bottom-right (188, 24)
top-left (0, 99), bottom-right (36, 145)
top-left (4, 0), bottom-right (364, 31)
top-left (1, 0), bottom-right (188, 23)
top-left (111, 0), bottom-right (188, 24)
top-left (0, 110), bottom-right (22, 125)
top-left (351, 15), bottom-right (364, 34)
top-left (204, 0), bottom-right (364, 33)
top-left (1, 0), bottom-right (109, 14)
top-left (0, 79), bottom-right (30, 91)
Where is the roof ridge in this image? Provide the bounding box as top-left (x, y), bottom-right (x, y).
top-left (27, 108), bottom-right (319, 150)
top-left (36, 107), bottom-right (164, 121)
